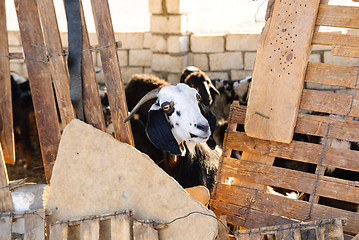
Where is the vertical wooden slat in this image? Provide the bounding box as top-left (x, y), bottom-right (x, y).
top-left (276, 229), bottom-right (301, 240)
top-left (14, 0), bottom-right (62, 182)
top-left (245, 0), bottom-right (321, 143)
top-left (133, 221), bottom-right (159, 240)
top-left (90, 0), bottom-right (134, 146)
top-left (236, 232), bottom-right (260, 240)
top-left (0, 145), bottom-right (14, 212)
top-left (24, 209), bottom-right (45, 240)
top-left (0, 0), bottom-right (15, 164)
top-left (110, 214), bottom-right (131, 240)
top-left (0, 216), bottom-right (12, 240)
top-left (50, 223), bottom-right (69, 240)
top-left (326, 219), bottom-right (344, 240)
top-left (80, 219), bottom-right (100, 240)
top-left (36, 0), bottom-right (75, 126)
top-left (79, 0), bottom-right (106, 131)
top-left (217, 215), bottom-right (229, 240)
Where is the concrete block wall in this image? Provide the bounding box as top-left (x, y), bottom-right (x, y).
top-left (7, 29), bottom-right (359, 94)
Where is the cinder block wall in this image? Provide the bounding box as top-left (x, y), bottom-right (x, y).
top-left (7, 0), bottom-right (359, 93)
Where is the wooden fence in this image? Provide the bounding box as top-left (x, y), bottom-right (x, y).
top-left (211, 0), bottom-right (359, 238)
top-left (0, 209), bottom-right (160, 239)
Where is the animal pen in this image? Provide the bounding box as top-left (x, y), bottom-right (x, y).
top-left (0, 0), bottom-right (358, 240)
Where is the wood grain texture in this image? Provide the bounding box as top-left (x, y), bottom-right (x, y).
top-left (0, 145), bottom-right (14, 212)
top-left (305, 62), bottom-right (359, 89)
top-left (37, 0), bottom-right (75, 126)
top-left (90, 0), bottom-right (134, 145)
top-left (24, 209), bottom-right (45, 240)
top-left (79, 0), bottom-right (106, 132)
top-left (300, 89), bottom-right (359, 117)
top-left (80, 219), bottom-right (100, 240)
top-left (0, 0), bottom-right (15, 164)
top-left (312, 32), bottom-right (359, 48)
top-left (245, 0), bottom-right (321, 143)
top-left (316, 4), bottom-right (359, 29)
top-left (14, 0), bottom-right (62, 182)
top-left (49, 223), bottom-right (69, 240)
top-left (331, 46), bottom-right (359, 59)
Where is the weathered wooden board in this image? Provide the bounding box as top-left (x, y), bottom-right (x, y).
top-left (245, 0), bottom-right (321, 143)
top-left (316, 4), bottom-right (359, 29)
top-left (80, 219), bottom-right (100, 240)
top-left (49, 223), bottom-right (69, 240)
top-left (214, 184), bottom-right (359, 234)
top-left (14, 0), bottom-right (61, 182)
top-left (221, 158), bottom-right (359, 203)
top-left (226, 131), bottom-right (359, 172)
top-left (331, 46), bottom-right (359, 59)
top-left (305, 62), bottom-right (359, 88)
top-left (312, 32), bottom-right (359, 48)
top-left (110, 215), bottom-right (131, 240)
top-left (24, 209), bottom-right (45, 240)
top-left (37, 0), bottom-right (75, 126)
top-left (90, 0), bottom-right (134, 145)
top-left (300, 89), bottom-right (359, 117)
top-left (0, 145), bottom-right (14, 212)
top-left (0, 216), bottom-right (12, 240)
top-left (0, 0), bottom-right (15, 164)
top-left (79, 0), bottom-right (106, 132)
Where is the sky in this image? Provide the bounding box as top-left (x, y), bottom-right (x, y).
top-left (4, 0), bottom-right (359, 34)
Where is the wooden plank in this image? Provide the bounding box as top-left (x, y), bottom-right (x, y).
top-left (90, 0), bottom-right (134, 145)
top-left (217, 215), bottom-right (229, 240)
top-left (295, 113), bottom-right (359, 142)
top-left (36, 0), bottom-right (75, 126)
top-left (316, 4), bottom-right (359, 29)
top-left (211, 199), bottom-right (299, 230)
top-left (305, 62), bottom-right (359, 89)
top-left (276, 229), bottom-right (301, 240)
top-left (312, 32), bottom-right (359, 48)
top-left (236, 231), bottom-right (260, 240)
top-left (110, 214), bottom-right (131, 240)
top-left (80, 219), bottom-right (100, 240)
top-left (229, 102), bottom-right (359, 142)
top-left (0, 0), bottom-right (15, 164)
top-left (79, 0), bottom-right (106, 132)
top-left (221, 158), bottom-right (359, 204)
top-left (300, 89), bottom-right (359, 118)
top-left (14, 0), bottom-right (62, 182)
top-left (49, 223), bottom-right (69, 240)
top-left (24, 209), bottom-right (45, 240)
top-left (0, 145), bottom-right (14, 212)
top-left (214, 184), bottom-right (359, 235)
top-left (332, 46), bottom-right (359, 59)
top-left (0, 216), bottom-right (12, 240)
top-left (226, 131), bottom-right (359, 172)
top-left (245, 0), bottom-right (320, 143)
top-left (133, 221), bottom-right (159, 240)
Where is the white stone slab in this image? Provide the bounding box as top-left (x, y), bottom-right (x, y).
top-left (46, 120), bottom-right (218, 240)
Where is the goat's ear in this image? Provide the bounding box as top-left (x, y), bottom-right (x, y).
top-left (146, 109), bottom-right (182, 155)
top-left (198, 103), bottom-right (217, 149)
top-left (198, 103), bottom-right (216, 133)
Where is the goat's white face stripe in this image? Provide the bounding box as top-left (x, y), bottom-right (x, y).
top-left (150, 83), bottom-right (211, 144)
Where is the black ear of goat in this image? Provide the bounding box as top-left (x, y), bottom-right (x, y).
top-left (146, 108), bottom-right (182, 155)
top-left (198, 103), bottom-right (217, 149)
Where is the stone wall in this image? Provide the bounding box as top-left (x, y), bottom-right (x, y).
top-left (7, 0), bottom-right (359, 90)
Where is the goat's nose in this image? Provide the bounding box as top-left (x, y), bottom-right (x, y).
top-left (195, 123), bottom-right (209, 132)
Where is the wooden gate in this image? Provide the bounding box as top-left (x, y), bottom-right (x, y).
top-left (211, 0), bottom-right (359, 238)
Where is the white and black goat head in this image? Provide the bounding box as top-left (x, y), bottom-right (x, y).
top-left (124, 83), bottom-right (216, 156)
top-left (180, 66), bottom-right (220, 106)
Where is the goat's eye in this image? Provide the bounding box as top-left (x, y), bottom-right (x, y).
top-left (196, 93), bottom-right (201, 102)
top-left (161, 101), bottom-right (174, 114)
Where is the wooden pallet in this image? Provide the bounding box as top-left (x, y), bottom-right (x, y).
top-left (211, 0), bottom-right (359, 237)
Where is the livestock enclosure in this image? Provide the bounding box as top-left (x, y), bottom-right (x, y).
top-left (0, 0), bottom-right (359, 239)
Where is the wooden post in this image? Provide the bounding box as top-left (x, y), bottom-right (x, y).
top-left (90, 0), bottom-right (134, 146)
top-left (110, 214), bottom-right (131, 240)
top-left (24, 209), bottom-right (45, 240)
top-left (50, 223), bottom-right (69, 240)
top-left (36, 0), bottom-right (75, 126)
top-left (79, 0), bottom-right (107, 132)
top-left (0, 0), bottom-right (15, 164)
top-left (0, 144), bottom-right (14, 212)
top-left (14, 0), bottom-right (62, 182)
top-left (245, 0), bottom-right (321, 143)
top-left (80, 219), bottom-right (100, 240)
